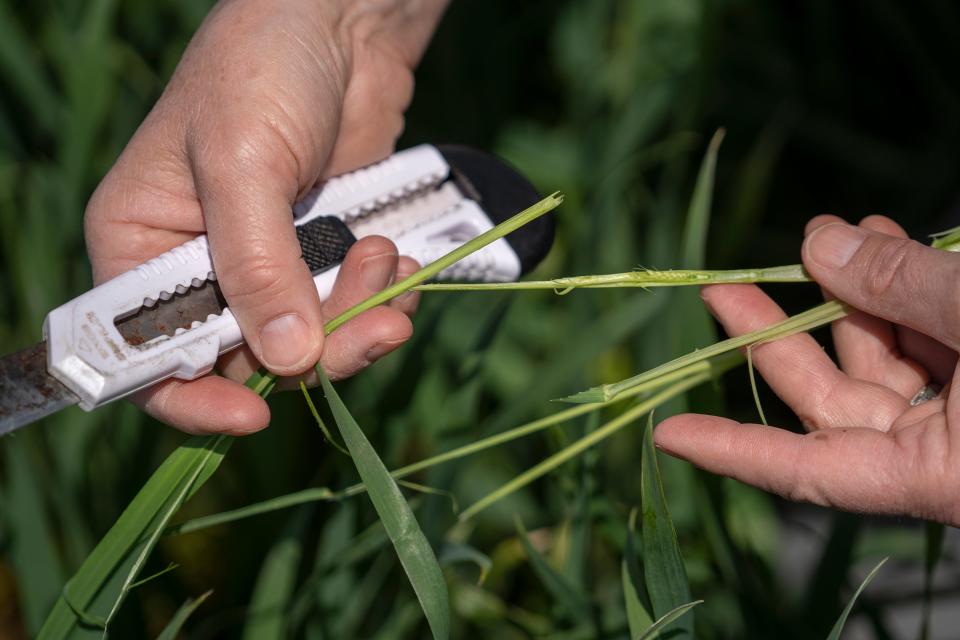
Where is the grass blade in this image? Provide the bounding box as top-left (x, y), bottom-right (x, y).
top-left (3, 436), bottom-right (64, 635)
top-left (826, 558), bottom-right (887, 640)
top-left (438, 543), bottom-right (492, 586)
top-left (167, 487), bottom-right (335, 536)
top-left (636, 600), bottom-right (703, 640)
top-left (300, 381), bottom-right (349, 456)
top-left (241, 508), bottom-right (309, 640)
top-left (318, 367), bottom-right (450, 640)
top-left (565, 224), bottom-right (960, 406)
top-left (38, 372), bottom-right (274, 637)
top-left (37, 435), bottom-right (231, 639)
top-left (682, 128), bottom-right (724, 269)
top-left (622, 508), bottom-right (654, 638)
top-left (156, 590), bottom-right (212, 640)
top-left (640, 415), bottom-right (693, 638)
top-left (515, 518), bottom-right (592, 622)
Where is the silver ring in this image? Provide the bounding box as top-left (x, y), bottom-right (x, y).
top-left (910, 384), bottom-right (941, 407)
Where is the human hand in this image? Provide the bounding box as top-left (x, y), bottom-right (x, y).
top-left (656, 215), bottom-right (960, 525)
top-left (84, 0), bottom-right (447, 435)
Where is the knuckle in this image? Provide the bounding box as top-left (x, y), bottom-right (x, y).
top-left (786, 433), bottom-right (839, 507)
top-left (190, 115), bottom-right (300, 189)
top-left (217, 253), bottom-right (296, 307)
top-left (858, 237), bottom-right (913, 299)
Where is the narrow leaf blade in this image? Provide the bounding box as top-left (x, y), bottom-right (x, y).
top-left (636, 600), bottom-right (703, 640)
top-left (640, 416), bottom-right (693, 638)
top-left (319, 368), bottom-right (450, 640)
top-left (623, 509), bottom-right (654, 638)
top-left (826, 558), bottom-right (887, 640)
top-left (515, 518), bottom-right (591, 621)
top-left (156, 590), bottom-right (212, 640)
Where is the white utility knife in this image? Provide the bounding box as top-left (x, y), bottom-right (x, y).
top-left (0, 144), bottom-right (554, 433)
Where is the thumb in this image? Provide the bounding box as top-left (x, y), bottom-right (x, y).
top-left (192, 132), bottom-right (325, 376)
top-left (802, 222), bottom-right (960, 350)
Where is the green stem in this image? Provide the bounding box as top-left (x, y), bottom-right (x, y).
top-left (326, 193), bottom-right (563, 332)
top-left (415, 264), bottom-right (809, 292)
top-left (458, 353), bottom-right (742, 521)
top-left (167, 487), bottom-right (335, 536)
top-left (171, 352), bottom-right (744, 535)
top-left (249, 192), bottom-right (564, 391)
top-left (563, 299), bottom-right (850, 403)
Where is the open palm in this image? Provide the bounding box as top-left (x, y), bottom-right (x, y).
top-left (657, 215), bottom-right (960, 525)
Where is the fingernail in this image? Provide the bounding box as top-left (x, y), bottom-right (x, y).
top-left (365, 339), bottom-right (404, 362)
top-left (360, 253), bottom-right (397, 291)
top-left (807, 223), bottom-right (866, 268)
top-left (259, 313), bottom-right (312, 370)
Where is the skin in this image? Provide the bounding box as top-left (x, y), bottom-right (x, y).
top-left (85, 0), bottom-right (448, 435)
top-left (656, 215), bottom-right (960, 526)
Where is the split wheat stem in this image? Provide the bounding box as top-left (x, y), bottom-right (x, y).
top-left (414, 264), bottom-right (808, 293)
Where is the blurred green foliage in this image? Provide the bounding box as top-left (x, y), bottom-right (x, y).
top-left (2, 0), bottom-right (959, 638)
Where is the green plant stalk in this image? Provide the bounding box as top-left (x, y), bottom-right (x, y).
top-left (249, 192), bottom-right (563, 390)
top-left (564, 300), bottom-right (850, 404)
top-left (458, 353), bottom-right (741, 522)
top-left (931, 228), bottom-right (960, 251)
top-left (167, 487), bottom-right (335, 536)
top-left (560, 228), bottom-right (960, 405)
top-left (415, 224), bottom-right (960, 296)
top-left (169, 352), bottom-right (744, 537)
top-left (414, 264), bottom-right (808, 293)
top-left (327, 193), bottom-right (563, 332)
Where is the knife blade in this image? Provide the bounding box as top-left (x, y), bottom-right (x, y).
top-left (0, 344), bottom-right (79, 434)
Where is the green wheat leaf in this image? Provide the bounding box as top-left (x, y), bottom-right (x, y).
top-left (636, 600), bottom-right (703, 640)
top-left (641, 415), bottom-right (693, 638)
top-left (826, 558), bottom-right (887, 640)
top-left (241, 509), bottom-right (309, 640)
top-left (515, 517), bottom-right (592, 621)
top-left (622, 508), bottom-right (654, 638)
top-left (319, 367), bottom-right (450, 640)
top-left (156, 590), bottom-right (212, 640)
top-left (38, 434), bottom-right (230, 640)
top-left (438, 543), bottom-right (493, 586)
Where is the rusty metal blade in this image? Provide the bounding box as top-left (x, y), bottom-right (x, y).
top-left (0, 343), bottom-right (79, 434)
top-left (115, 279), bottom-right (227, 346)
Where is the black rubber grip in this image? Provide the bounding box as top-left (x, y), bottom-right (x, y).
top-left (295, 216), bottom-right (357, 274)
top-left (437, 145), bottom-right (553, 275)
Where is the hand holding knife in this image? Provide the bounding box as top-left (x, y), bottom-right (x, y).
top-left (0, 145), bottom-right (553, 434)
